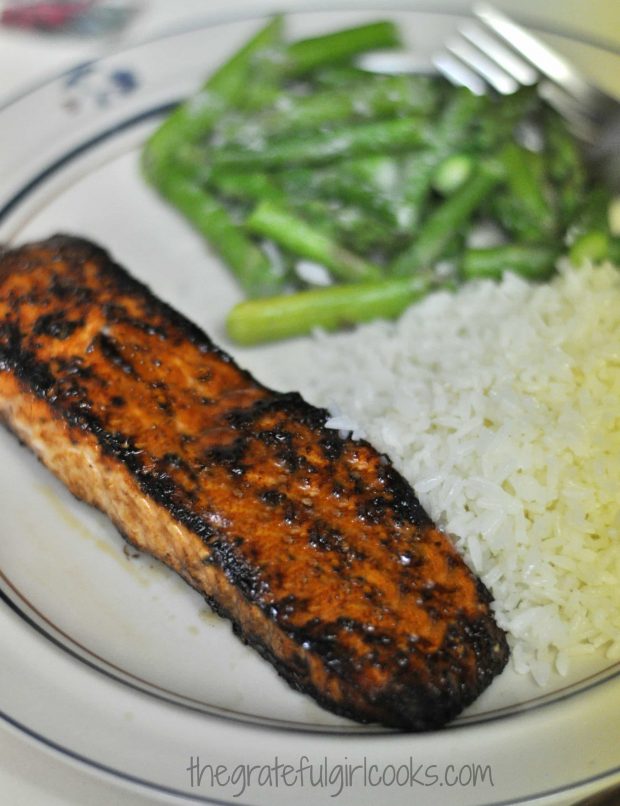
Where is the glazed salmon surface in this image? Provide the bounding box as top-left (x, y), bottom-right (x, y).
top-left (0, 235), bottom-right (508, 729)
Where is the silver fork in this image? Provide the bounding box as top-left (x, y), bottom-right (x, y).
top-left (434, 3), bottom-right (620, 184)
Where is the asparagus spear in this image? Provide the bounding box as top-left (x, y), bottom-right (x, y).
top-left (437, 86), bottom-right (487, 142)
top-left (399, 151), bottom-right (438, 230)
top-left (569, 231), bottom-right (610, 266)
top-left (391, 160), bottom-right (504, 276)
top-left (206, 116), bottom-right (432, 170)
top-left (142, 16), bottom-right (285, 187)
top-left (544, 106), bottom-right (585, 183)
top-left (276, 160), bottom-right (404, 228)
top-left (219, 87), bottom-right (479, 176)
top-left (246, 200), bottom-right (382, 282)
top-left (208, 172), bottom-right (401, 260)
top-left (284, 20), bottom-right (400, 76)
top-left (209, 169), bottom-right (287, 206)
top-left (156, 165), bottom-right (286, 297)
top-left (497, 143), bottom-right (557, 240)
top-left (568, 187), bottom-right (614, 265)
top-left (398, 89), bottom-right (485, 227)
top-left (462, 245), bottom-right (558, 281)
top-left (214, 74), bottom-right (439, 145)
top-left (292, 198), bottom-right (409, 257)
top-left (227, 275), bottom-right (431, 344)
top-left (312, 64), bottom-right (385, 86)
top-left (472, 85), bottom-right (539, 150)
top-left (432, 153), bottom-right (474, 195)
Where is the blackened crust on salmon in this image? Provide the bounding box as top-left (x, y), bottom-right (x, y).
top-left (0, 235), bottom-right (509, 730)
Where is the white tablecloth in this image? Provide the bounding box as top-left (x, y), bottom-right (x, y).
top-left (0, 1), bottom-right (618, 803)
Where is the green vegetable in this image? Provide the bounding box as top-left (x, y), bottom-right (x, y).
top-left (432, 153), bottom-right (474, 195)
top-left (246, 200), bottom-right (382, 282)
top-left (546, 107), bottom-right (589, 228)
top-left (438, 87), bottom-right (488, 146)
top-left (215, 74), bottom-right (439, 145)
top-left (473, 86), bottom-right (539, 150)
top-left (156, 165), bottom-right (286, 297)
top-left (569, 231), bottom-right (610, 266)
top-left (391, 161), bottom-right (504, 276)
top-left (497, 143), bottom-right (556, 240)
top-left (209, 170), bottom-right (287, 206)
top-left (207, 116), bottom-right (432, 171)
top-left (142, 14), bottom-right (613, 344)
top-left (568, 187), bottom-right (614, 265)
top-left (462, 245), bottom-right (558, 280)
top-left (227, 275), bottom-right (431, 344)
top-left (142, 16), bottom-right (285, 187)
top-left (571, 186), bottom-right (612, 233)
top-left (276, 160), bottom-right (404, 229)
top-left (312, 64), bottom-right (372, 87)
top-left (398, 152), bottom-right (437, 230)
top-left (396, 90), bottom-right (486, 227)
top-left (284, 20), bottom-right (400, 76)
top-left (544, 106), bottom-right (585, 184)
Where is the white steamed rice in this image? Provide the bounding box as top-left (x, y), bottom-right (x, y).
top-left (272, 262), bottom-right (620, 685)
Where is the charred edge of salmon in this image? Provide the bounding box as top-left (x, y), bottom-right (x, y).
top-left (0, 234), bottom-right (247, 375)
top-left (0, 235), bottom-right (510, 729)
top-left (113, 511), bottom-right (507, 731)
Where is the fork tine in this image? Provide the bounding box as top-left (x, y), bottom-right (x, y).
top-left (473, 3), bottom-right (594, 105)
top-left (432, 52), bottom-right (487, 95)
top-left (459, 22), bottom-right (539, 86)
top-left (446, 37), bottom-right (519, 94)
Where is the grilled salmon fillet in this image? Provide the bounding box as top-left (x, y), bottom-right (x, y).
top-left (0, 235), bottom-right (508, 729)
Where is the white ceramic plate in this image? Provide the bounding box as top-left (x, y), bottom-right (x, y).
top-left (1, 6), bottom-right (619, 804)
